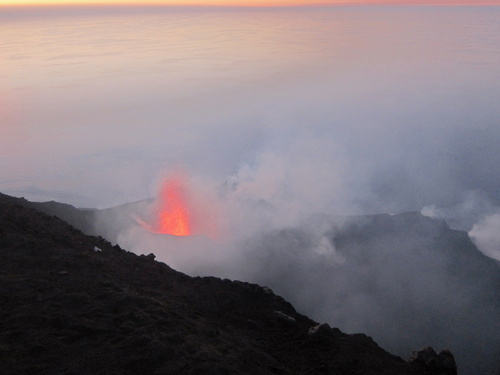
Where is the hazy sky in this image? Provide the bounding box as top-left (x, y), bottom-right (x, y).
top-left (2, 5), bottom-right (499, 211)
top-left (2, 0), bottom-right (500, 6)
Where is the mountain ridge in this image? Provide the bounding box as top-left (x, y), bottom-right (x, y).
top-left (0, 193), bottom-right (455, 374)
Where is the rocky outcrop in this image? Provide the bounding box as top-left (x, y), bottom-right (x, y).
top-left (409, 346), bottom-right (457, 375)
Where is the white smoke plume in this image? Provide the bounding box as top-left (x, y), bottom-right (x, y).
top-left (469, 213), bottom-right (500, 262)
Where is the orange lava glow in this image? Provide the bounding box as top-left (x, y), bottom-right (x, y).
top-left (153, 174), bottom-right (191, 236)
top-left (139, 170), bottom-right (222, 240)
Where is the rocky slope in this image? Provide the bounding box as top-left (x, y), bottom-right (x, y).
top-left (0, 197), bottom-right (454, 375)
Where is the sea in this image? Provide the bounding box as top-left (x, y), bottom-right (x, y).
top-left (1, 5), bottom-right (500, 214)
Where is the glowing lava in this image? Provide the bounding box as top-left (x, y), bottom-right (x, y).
top-left (139, 170), bottom-right (222, 240)
top-left (153, 174), bottom-right (191, 236)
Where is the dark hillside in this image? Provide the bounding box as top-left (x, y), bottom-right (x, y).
top-left (0, 200), bottom-right (453, 375)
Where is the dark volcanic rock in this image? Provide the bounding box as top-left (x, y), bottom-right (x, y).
top-left (0, 200), bottom-right (439, 375)
top-left (409, 347), bottom-right (457, 375)
top-left (0, 192), bottom-right (152, 243)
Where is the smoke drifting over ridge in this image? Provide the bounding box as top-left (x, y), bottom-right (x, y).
top-left (105, 91), bottom-right (500, 375)
top-left (103, 100), bottom-right (500, 375)
top-left (109, 153), bottom-right (500, 375)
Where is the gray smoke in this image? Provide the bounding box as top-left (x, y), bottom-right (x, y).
top-left (107, 131), bottom-right (500, 374)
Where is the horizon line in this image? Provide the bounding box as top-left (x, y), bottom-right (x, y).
top-left (2, 2), bottom-right (500, 7)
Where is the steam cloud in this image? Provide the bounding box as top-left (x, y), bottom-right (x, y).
top-left (89, 103), bottom-right (500, 375)
top-left (469, 214), bottom-right (500, 262)
top-left (110, 123), bottom-right (500, 375)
